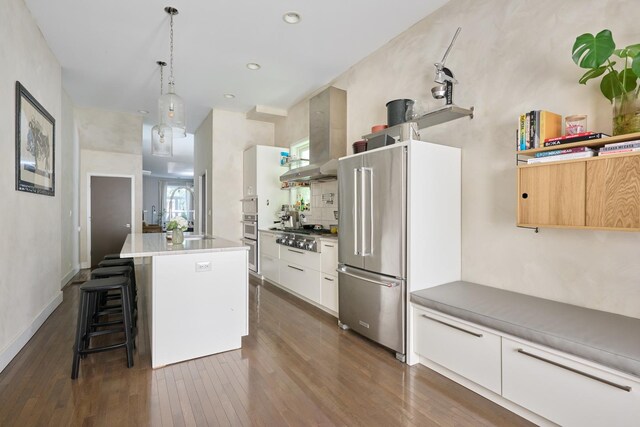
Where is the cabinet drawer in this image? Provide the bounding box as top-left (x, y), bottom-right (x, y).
top-left (259, 232), bottom-right (279, 258)
top-left (320, 240), bottom-right (338, 275)
top-left (279, 259), bottom-right (321, 303)
top-left (260, 254), bottom-right (278, 283)
top-left (413, 307), bottom-right (502, 394)
top-left (321, 274), bottom-right (338, 313)
top-left (502, 338), bottom-right (640, 427)
top-left (280, 247), bottom-right (321, 271)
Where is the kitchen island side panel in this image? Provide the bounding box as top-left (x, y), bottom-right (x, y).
top-left (151, 250), bottom-right (248, 368)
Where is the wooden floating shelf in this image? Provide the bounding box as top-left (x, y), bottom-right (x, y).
top-left (517, 131), bottom-right (640, 156)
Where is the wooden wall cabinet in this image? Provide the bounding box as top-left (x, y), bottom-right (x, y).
top-left (517, 132), bottom-right (640, 231)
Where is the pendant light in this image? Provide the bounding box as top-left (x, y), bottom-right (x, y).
top-left (151, 61), bottom-right (173, 157)
top-left (158, 6), bottom-right (186, 138)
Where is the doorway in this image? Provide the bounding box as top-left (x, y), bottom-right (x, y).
top-left (89, 176), bottom-right (133, 267)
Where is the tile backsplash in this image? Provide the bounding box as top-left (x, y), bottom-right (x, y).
top-left (302, 180), bottom-right (338, 229)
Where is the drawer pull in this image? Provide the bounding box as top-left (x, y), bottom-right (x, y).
top-left (516, 349), bottom-right (632, 392)
top-left (422, 315), bottom-right (483, 338)
top-left (287, 265), bottom-right (304, 272)
top-left (324, 244), bottom-right (335, 248)
top-left (288, 249), bottom-right (305, 254)
top-left (324, 277), bottom-right (335, 282)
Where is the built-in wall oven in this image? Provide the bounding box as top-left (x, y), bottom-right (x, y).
top-left (241, 197), bottom-right (258, 215)
top-left (242, 213), bottom-right (258, 272)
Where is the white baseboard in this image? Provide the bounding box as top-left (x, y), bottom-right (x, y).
top-left (80, 261), bottom-right (90, 269)
top-left (0, 292), bottom-right (64, 373)
top-left (61, 267), bottom-right (80, 288)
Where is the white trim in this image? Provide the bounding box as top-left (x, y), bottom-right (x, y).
top-left (60, 267), bottom-right (80, 288)
top-left (87, 173), bottom-right (136, 264)
top-left (0, 292), bottom-right (63, 373)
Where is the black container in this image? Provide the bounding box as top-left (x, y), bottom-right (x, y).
top-left (386, 99), bottom-right (414, 127)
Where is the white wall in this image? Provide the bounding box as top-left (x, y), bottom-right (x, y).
top-left (195, 110), bottom-right (276, 240)
top-left (0, 0), bottom-right (63, 372)
top-left (194, 110), bottom-right (213, 235)
top-left (76, 107), bottom-right (143, 268)
top-left (60, 89), bottom-right (80, 287)
top-left (276, 0), bottom-right (640, 318)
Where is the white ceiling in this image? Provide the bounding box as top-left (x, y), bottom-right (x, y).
top-left (25, 0), bottom-right (448, 176)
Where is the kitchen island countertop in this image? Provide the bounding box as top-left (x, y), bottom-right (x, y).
top-left (120, 232), bottom-right (248, 258)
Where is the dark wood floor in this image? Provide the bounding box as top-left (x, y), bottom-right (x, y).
top-left (0, 270), bottom-right (533, 426)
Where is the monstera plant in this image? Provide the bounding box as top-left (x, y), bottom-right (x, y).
top-left (572, 29), bottom-right (640, 135)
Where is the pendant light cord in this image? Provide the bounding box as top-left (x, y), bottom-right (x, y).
top-left (160, 63), bottom-right (164, 95)
top-left (169, 13), bottom-right (175, 84)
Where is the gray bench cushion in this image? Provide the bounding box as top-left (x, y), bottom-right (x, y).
top-left (411, 281), bottom-right (640, 378)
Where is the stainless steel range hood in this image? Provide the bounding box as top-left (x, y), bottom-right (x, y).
top-left (280, 87), bottom-right (346, 183)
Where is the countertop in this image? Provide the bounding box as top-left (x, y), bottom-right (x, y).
top-left (120, 233), bottom-right (249, 257)
top-left (259, 228), bottom-right (339, 241)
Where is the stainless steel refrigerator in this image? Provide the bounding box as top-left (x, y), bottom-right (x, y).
top-left (338, 144), bottom-right (408, 360)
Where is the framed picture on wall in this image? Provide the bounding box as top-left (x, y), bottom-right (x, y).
top-left (15, 81), bottom-right (55, 196)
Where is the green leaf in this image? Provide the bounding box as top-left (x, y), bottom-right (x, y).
top-left (614, 48), bottom-right (627, 58)
top-left (619, 68), bottom-right (638, 92)
top-left (578, 66), bottom-right (607, 84)
top-left (600, 70), bottom-right (624, 101)
top-left (626, 44), bottom-right (640, 57)
top-left (572, 30), bottom-right (616, 68)
top-left (633, 55), bottom-right (640, 81)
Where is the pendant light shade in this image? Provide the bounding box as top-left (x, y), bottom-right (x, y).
top-left (158, 81), bottom-right (186, 137)
top-left (159, 6), bottom-right (186, 138)
top-left (151, 124), bottom-right (173, 157)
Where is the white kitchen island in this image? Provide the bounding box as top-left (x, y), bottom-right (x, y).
top-left (120, 233), bottom-right (249, 368)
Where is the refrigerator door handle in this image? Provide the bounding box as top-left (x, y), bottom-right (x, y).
top-left (336, 267), bottom-right (398, 288)
top-left (353, 167), bottom-right (361, 256)
top-left (361, 167), bottom-right (373, 256)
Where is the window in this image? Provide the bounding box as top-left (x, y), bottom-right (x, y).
top-left (161, 181), bottom-right (194, 229)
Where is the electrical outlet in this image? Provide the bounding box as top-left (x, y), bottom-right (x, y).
top-left (196, 261), bottom-right (211, 272)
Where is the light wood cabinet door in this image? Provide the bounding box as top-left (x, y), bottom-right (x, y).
top-left (518, 162), bottom-right (586, 226)
top-left (586, 156), bottom-right (640, 229)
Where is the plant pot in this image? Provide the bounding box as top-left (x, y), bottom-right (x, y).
top-left (613, 92), bottom-right (640, 136)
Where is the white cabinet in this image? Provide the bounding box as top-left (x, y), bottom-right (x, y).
top-left (413, 306), bottom-right (502, 394)
top-left (279, 259), bottom-right (321, 303)
top-left (260, 232), bottom-right (279, 258)
top-left (320, 239), bottom-right (339, 313)
top-left (261, 254), bottom-right (279, 283)
top-left (281, 246), bottom-right (321, 271)
top-left (243, 146), bottom-right (289, 228)
top-left (502, 338), bottom-right (640, 427)
top-left (321, 275), bottom-right (338, 312)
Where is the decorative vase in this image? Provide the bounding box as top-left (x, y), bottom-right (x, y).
top-left (613, 92), bottom-right (640, 136)
top-left (172, 228), bottom-right (184, 245)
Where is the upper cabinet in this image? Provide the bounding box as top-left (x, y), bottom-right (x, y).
top-left (517, 132), bottom-right (640, 231)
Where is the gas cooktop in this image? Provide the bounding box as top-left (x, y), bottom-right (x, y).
top-left (270, 227), bottom-right (333, 235)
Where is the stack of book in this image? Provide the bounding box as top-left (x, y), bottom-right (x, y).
top-left (527, 147), bottom-right (595, 164)
top-left (599, 140), bottom-right (640, 156)
top-left (517, 110), bottom-right (562, 150)
top-left (543, 132), bottom-right (609, 147)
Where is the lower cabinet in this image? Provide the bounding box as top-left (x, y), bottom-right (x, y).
top-left (502, 338), bottom-right (640, 427)
top-left (261, 253), bottom-right (279, 283)
top-left (278, 259), bottom-right (321, 303)
top-left (413, 307), bottom-right (502, 394)
top-left (321, 274), bottom-right (338, 313)
top-left (412, 304), bottom-right (640, 427)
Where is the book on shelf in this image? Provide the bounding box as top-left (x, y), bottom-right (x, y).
top-left (534, 146), bottom-right (593, 158)
top-left (517, 110), bottom-right (561, 150)
top-left (527, 150), bottom-right (595, 164)
top-left (600, 140), bottom-right (640, 150)
top-left (599, 147), bottom-right (640, 156)
top-left (543, 132), bottom-right (609, 147)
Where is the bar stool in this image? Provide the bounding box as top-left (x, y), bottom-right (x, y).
top-left (71, 276), bottom-right (134, 379)
top-left (91, 266), bottom-right (137, 332)
top-left (98, 259), bottom-right (137, 293)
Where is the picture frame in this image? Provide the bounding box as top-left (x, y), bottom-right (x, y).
top-left (15, 81), bottom-right (55, 196)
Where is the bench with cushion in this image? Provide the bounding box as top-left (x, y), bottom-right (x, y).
top-left (410, 280), bottom-right (640, 427)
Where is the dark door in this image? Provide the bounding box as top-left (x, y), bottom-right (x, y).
top-left (91, 176), bottom-right (132, 267)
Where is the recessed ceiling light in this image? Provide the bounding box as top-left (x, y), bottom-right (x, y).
top-left (224, 93), bottom-right (236, 99)
top-left (138, 109), bottom-right (149, 115)
top-left (282, 12), bottom-right (301, 24)
top-left (246, 63), bottom-right (261, 70)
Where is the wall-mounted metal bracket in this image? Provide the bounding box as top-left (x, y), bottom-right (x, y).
top-left (517, 225), bottom-right (539, 233)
